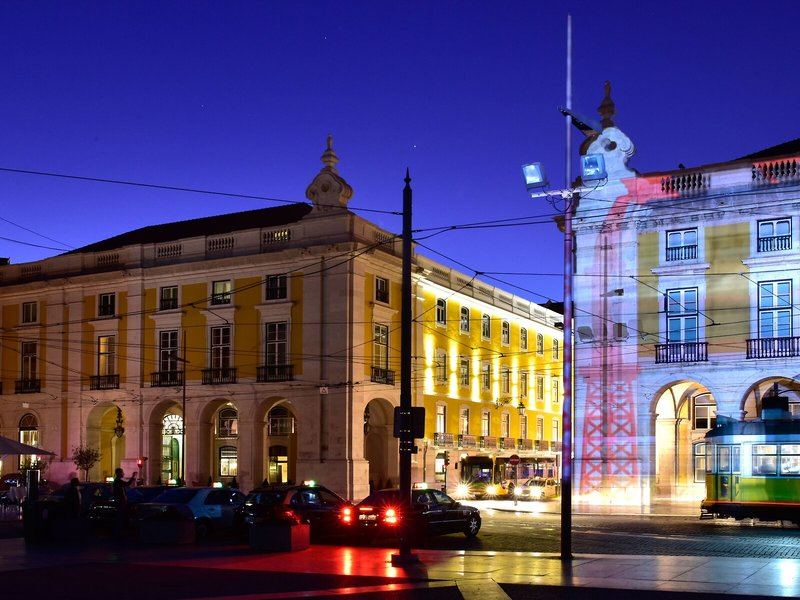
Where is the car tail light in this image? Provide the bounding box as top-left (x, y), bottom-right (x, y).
top-left (384, 508), bottom-right (398, 525)
top-left (341, 506), bottom-right (352, 524)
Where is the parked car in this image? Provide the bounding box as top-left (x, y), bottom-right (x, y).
top-left (87, 485), bottom-right (170, 525)
top-left (237, 482), bottom-right (353, 540)
top-left (40, 481), bottom-right (112, 516)
top-left (514, 478), bottom-right (559, 501)
top-left (354, 488), bottom-right (481, 541)
top-left (136, 486), bottom-right (246, 538)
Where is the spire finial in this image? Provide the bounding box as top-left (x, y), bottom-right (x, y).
top-left (598, 80), bottom-right (616, 128)
top-left (321, 133), bottom-right (339, 171)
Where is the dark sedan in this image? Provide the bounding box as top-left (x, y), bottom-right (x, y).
top-left (354, 488), bottom-right (481, 541)
top-left (237, 483), bottom-right (353, 540)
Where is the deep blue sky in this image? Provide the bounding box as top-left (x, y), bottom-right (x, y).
top-left (1, 2), bottom-right (797, 304)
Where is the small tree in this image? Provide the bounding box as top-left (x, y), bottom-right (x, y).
top-left (72, 445), bottom-right (101, 482)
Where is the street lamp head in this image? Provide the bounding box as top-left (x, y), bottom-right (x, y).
top-left (517, 401), bottom-right (526, 417)
top-left (522, 162), bottom-right (548, 192)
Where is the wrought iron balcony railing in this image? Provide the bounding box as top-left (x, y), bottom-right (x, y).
top-left (655, 342), bottom-right (708, 364)
top-left (480, 436), bottom-right (497, 450)
top-left (89, 374), bottom-right (120, 390)
top-left (458, 434), bottom-right (477, 449)
top-left (370, 366), bottom-right (395, 385)
top-left (202, 367), bottom-right (237, 385)
top-left (150, 371), bottom-right (183, 387)
top-left (517, 438), bottom-right (533, 451)
top-left (747, 336), bottom-right (800, 359)
top-left (433, 432), bottom-right (455, 447)
top-left (257, 364), bottom-right (294, 383)
top-left (15, 379), bottom-right (40, 394)
top-left (499, 437), bottom-right (516, 450)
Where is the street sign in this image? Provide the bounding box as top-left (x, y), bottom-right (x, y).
top-left (509, 454), bottom-right (520, 466)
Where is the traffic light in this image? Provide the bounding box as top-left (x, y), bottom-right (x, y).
top-left (443, 451), bottom-right (450, 467)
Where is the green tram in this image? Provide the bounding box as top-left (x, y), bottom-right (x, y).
top-left (701, 399), bottom-right (800, 524)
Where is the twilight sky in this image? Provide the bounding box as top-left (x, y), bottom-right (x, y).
top-left (1, 1), bottom-right (798, 304)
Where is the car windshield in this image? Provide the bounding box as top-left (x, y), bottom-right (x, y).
top-left (151, 488), bottom-right (200, 503)
top-left (359, 490), bottom-right (400, 505)
top-left (526, 480), bottom-right (545, 487)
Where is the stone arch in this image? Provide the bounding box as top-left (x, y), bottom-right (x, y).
top-left (363, 397), bottom-right (397, 491)
top-left (258, 397), bottom-right (296, 487)
top-left (741, 375), bottom-right (800, 419)
top-left (197, 397), bottom-right (239, 486)
top-left (147, 398), bottom-right (184, 485)
top-left (83, 402), bottom-right (128, 482)
top-left (650, 378), bottom-right (718, 501)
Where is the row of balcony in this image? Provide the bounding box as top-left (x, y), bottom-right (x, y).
top-left (665, 234), bottom-right (791, 263)
top-left (655, 337), bottom-right (800, 364)
top-left (433, 432), bottom-right (562, 452)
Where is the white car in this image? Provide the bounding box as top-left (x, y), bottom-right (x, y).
top-left (514, 478), bottom-right (559, 501)
top-left (137, 486), bottom-right (246, 538)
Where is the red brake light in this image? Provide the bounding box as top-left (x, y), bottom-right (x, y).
top-left (341, 507), bottom-right (352, 523)
top-left (384, 507), bottom-right (398, 525)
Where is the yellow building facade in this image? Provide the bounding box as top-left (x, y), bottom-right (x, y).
top-left (0, 140), bottom-right (562, 501)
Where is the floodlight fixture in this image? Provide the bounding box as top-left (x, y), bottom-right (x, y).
top-left (522, 162), bottom-right (548, 192)
top-left (581, 153), bottom-right (607, 182)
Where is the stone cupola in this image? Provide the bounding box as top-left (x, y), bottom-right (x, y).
top-left (305, 134), bottom-right (353, 212)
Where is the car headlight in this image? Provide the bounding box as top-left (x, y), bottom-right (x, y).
top-left (515, 487), bottom-right (523, 495)
top-left (456, 483), bottom-right (470, 497)
top-left (486, 485), bottom-right (497, 496)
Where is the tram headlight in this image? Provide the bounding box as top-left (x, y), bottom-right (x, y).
top-left (486, 484), bottom-right (498, 496)
top-left (456, 483), bottom-right (470, 498)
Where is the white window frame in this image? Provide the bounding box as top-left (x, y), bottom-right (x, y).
top-left (459, 356), bottom-right (470, 387)
top-left (481, 314), bottom-right (491, 339)
top-left (758, 280), bottom-right (792, 339)
top-left (460, 306), bottom-right (470, 333)
top-left (435, 349), bottom-right (447, 383)
top-left (520, 327), bottom-right (528, 351)
top-left (21, 301), bottom-right (38, 324)
top-left (211, 280), bottom-right (231, 305)
top-left (536, 333), bottom-right (544, 355)
top-left (375, 276), bottom-right (389, 303)
top-left (459, 407), bottom-right (470, 435)
top-left (481, 361), bottom-right (491, 391)
top-left (501, 321), bottom-right (510, 345)
top-left (210, 326), bottom-right (232, 369)
top-left (435, 298), bottom-right (447, 326)
top-left (265, 274), bottom-right (288, 301)
top-left (373, 323), bottom-right (389, 370)
top-left (436, 404), bottom-right (446, 433)
top-left (520, 370), bottom-right (528, 398)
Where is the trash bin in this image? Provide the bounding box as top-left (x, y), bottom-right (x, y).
top-left (22, 500), bottom-right (50, 544)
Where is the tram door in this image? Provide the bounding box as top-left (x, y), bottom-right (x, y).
top-left (717, 445), bottom-right (731, 501)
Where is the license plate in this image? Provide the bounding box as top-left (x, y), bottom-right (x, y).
top-left (359, 514), bottom-right (377, 521)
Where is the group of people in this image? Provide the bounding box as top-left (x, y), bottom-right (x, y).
top-left (63, 467), bottom-right (136, 524)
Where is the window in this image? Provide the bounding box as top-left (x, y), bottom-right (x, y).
top-left (436, 405), bottom-right (446, 433)
top-left (435, 350), bottom-right (447, 383)
top-left (211, 280), bottom-right (231, 305)
top-left (481, 411), bottom-right (490, 437)
top-left (552, 339), bottom-right (559, 360)
top-left (211, 326), bottom-right (231, 369)
top-left (536, 375), bottom-right (544, 400)
top-left (266, 321), bottom-right (288, 366)
top-left (666, 228), bottom-right (698, 261)
top-left (98, 293), bottom-right (116, 316)
top-left (435, 299), bottom-right (447, 326)
top-left (375, 276), bottom-right (389, 303)
top-left (536, 333), bottom-right (544, 354)
top-left (481, 314), bottom-right (491, 339)
top-left (373, 323), bottom-right (389, 369)
top-left (18, 414), bottom-right (38, 470)
top-left (160, 286), bottom-right (178, 310)
top-left (752, 444), bottom-right (778, 475)
top-left (665, 287), bottom-right (698, 345)
top-left (21, 341), bottom-right (37, 381)
top-left (759, 280), bottom-right (791, 339)
top-left (520, 327), bottom-right (528, 351)
top-left (501, 321), bottom-right (510, 345)
top-left (98, 335), bottom-right (115, 375)
top-left (519, 415), bottom-right (528, 440)
top-left (160, 330), bottom-right (179, 373)
top-left (266, 274), bottom-right (288, 300)
top-left (501, 412), bottom-right (510, 438)
top-left (481, 362), bottom-right (491, 390)
top-left (780, 444), bottom-right (800, 476)
top-left (459, 408), bottom-right (469, 435)
top-left (22, 302), bottom-right (37, 324)
top-left (552, 418), bottom-right (559, 442)
top-left (536, 417), bottom-right (544, 440)
top-left (218, 408), bottom-right (238, 437)
top-left (693, 396), bottom-right (716, 430)
top-left (501, 366), bottom-right (510, 394)
top-left (459, 356), bottom-right (470, 387)
top-left (520, 371), bottom-right (529, 398)
top-left (551, 378), bottom-right (560, 404)
top-left (693, 443), bottom-right (707, 482)
top-left (460, 307), bottom-right (470, 333)
top-left (219, 446), bottom-right (238, 477)
top-left (758, 218), bottom-right (791, 253)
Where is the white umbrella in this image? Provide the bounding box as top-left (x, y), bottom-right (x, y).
top-left (0, 435), bottom-right (54, 456)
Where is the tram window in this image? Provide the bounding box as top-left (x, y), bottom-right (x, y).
top-left (694, 443), bottom-right (707, 482)
top-left (705, 443), bottom-right (715, 474)
top-left (718, 446), bottom-right (731, 473)
top-left (780, 445), bottom-right (800, 475)
top-left (732, 446), bottom-right (741, 474)
top-left (752, 444), bottom-right (778, 475)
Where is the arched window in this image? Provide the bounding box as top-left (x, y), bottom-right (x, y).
top-left (18, 414), bottom-right (39, 470)
top-left (268, 406), bottom-right (294, 436)
top-left (218, 407), bottom-right (238, 437)
top-left (536, 333), bottom-right (544, 354)
top-left (460, 307), bottom-right (470, 333)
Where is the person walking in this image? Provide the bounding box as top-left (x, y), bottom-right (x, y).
top-left (64, 477), bottom-right (82, 519)
top-left (112, 468), bottom-right (136, 539)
